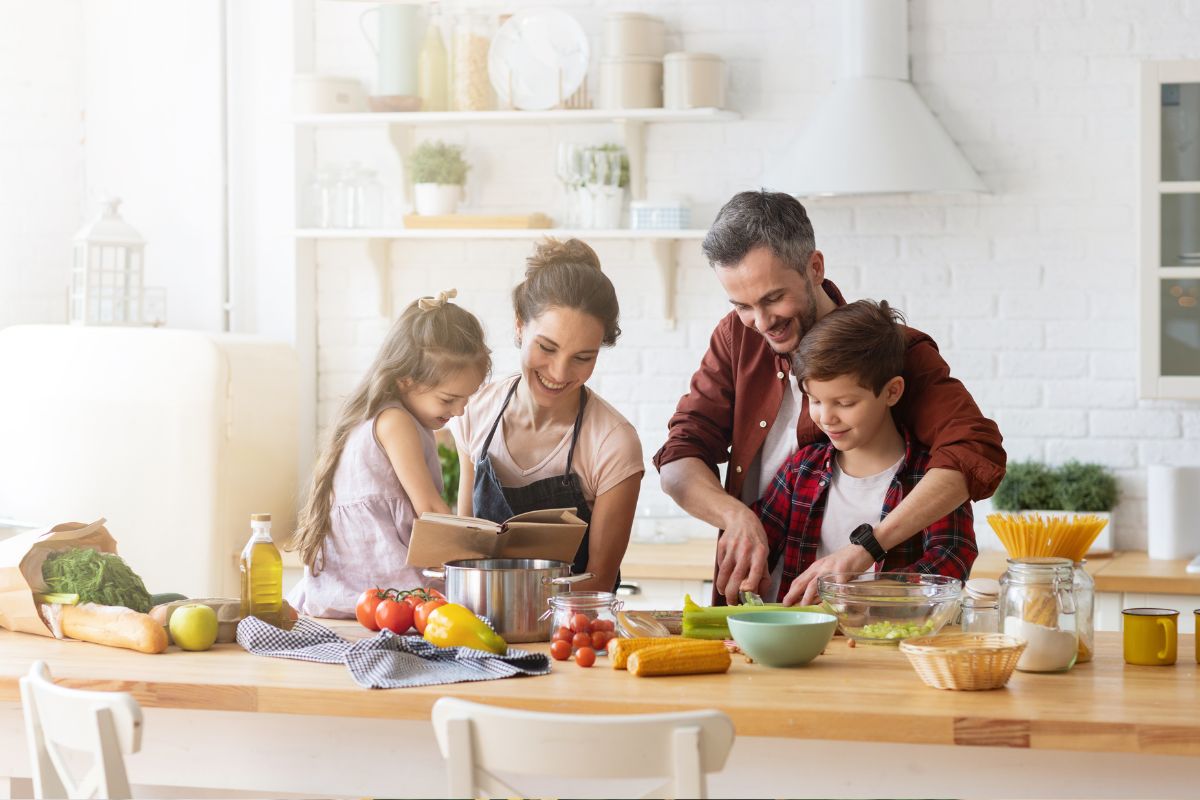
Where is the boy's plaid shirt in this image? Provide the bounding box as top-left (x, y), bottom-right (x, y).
top-left (753, 431), bottom-right (978, 602)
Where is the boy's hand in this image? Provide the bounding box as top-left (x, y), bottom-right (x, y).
top-left (782, 544), bottom-right (875, 606)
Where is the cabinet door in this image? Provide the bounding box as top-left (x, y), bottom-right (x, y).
top-left (616, 578), bottom-right (711, 610)
top-left (1140, 61), bottom-right (1200, 398)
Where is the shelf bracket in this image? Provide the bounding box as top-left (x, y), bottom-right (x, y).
top-left (651, 238), bottom-right (678, 330)
top-left (365, 238), bottom-right (392, 318)
top-left (616, 119), bottom-right (646, 201)
top-left (387, 124), bottom-right (414, 208)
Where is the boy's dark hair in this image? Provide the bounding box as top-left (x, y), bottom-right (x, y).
top-left (793, 299), bottom-right (906, 395)
top-left (702, 190), bottom-right (816, 272)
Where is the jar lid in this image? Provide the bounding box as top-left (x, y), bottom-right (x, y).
top-left (604, 12), bottom-right (664, 23)
top-left (547, 591), bottom-right (617, 610)
top-left (664, 52), bottom-right (723, 63)
top-left (600, 55), bottom-right (664, 64)
top-left (965, 578), bottom-right (1000, 599)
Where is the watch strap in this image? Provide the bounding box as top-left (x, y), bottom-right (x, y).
top-left (851, 523), bottom-right (886, 562)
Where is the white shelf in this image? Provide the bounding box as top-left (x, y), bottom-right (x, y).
top-left (292, 108), bottom-right (739, 126)
top-left (292, 227), bottom-right (707, 240)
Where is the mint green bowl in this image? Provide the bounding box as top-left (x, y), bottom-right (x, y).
top-left (727, 611), bottom-right (838, 668)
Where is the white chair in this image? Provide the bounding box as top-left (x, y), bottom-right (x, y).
top-left (19, 661), bottom-right (143, 800)
top-left (430, 696), bottom-right (735, 799)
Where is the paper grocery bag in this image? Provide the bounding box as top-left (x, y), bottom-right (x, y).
top-left (0, 518), bottom-right (116, 636)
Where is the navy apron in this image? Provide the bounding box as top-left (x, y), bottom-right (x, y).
top-left (472, 378), bottom-right (619, 591)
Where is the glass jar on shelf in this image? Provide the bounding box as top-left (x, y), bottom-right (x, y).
top-left (960, 577), bottom-right (1000, 634)
top-left (306, 169), bottom-right (338, 228)
top-left (1073, 561), bottom-right (1095, 664)
top-left (999, 557), bottom-right (1077, 673)
top-left (418, 2), bottom-right (449, 111)
top-left (452, 11), bottom-right (495, 111)
top-left (544, 591), bottom-right (621, 654)
top-left (350, 167), bottom-right (384, 228)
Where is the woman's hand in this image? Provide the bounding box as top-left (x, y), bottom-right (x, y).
top-left (576, 472), bottom-right (642, 591)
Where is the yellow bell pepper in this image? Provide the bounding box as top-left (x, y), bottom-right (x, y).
top-left (422, 603), bottom-right (508, 655)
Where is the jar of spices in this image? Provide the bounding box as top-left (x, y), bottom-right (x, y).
top-left (1073, 561), bottom-right (1095, 663)
top-left (1000, 557), bottom-right (1077, 673)
top-left (544, 591), bottom-right (621, 654)
top-left (960, 577), bottom-right (1001, 634)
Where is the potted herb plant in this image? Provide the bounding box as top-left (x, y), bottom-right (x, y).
top-left (410, 140), bottom-right (470, 215)
top-left (985, 460), bottom-right (1119, 553)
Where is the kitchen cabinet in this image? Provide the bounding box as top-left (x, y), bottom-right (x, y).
top-left (1139, 60), bottom-right (1200, 399)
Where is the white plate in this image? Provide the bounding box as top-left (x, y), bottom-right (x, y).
top-left (488, 9), bottom-right (589, 111)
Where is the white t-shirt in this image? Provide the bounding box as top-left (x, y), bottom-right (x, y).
top-left (451, 375), bottom-right (645, 508)
top-left (817, 453), bottom-right (906, 559)
top-left (742, 377), bottom-right (802, 601)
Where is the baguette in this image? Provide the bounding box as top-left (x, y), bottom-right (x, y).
top-left (61, 602), bottom-right (168, 654)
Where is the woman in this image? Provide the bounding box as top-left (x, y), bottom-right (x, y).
top-left (453, 238), bottom-right (643, 592)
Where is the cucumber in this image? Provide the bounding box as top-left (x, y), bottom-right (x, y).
top-left (149, 592), bottom-right (188, 606)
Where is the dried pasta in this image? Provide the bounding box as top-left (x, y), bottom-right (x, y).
top-left (987, 513), bottom-right (1109, 561)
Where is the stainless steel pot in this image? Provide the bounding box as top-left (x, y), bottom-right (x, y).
top-left (422, 558), bottom-right (594, 643)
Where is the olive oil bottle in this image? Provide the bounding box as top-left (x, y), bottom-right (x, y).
top-left (239, 513), bottom-right (283, 626)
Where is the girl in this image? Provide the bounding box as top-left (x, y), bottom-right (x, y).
top-left (453, 238), bottom-right (643, 593)
top-left (288, 289), bottom-right (490, 618)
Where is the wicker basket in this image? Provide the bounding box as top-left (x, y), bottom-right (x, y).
top-left (899, 632), bottom-right (1027, 691)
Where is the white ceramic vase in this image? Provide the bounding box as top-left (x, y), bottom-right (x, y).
top-left (413, 183), bottom-right (461, 215)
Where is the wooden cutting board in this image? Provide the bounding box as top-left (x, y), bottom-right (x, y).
top-left (403, 213), bottom-right (554, 229)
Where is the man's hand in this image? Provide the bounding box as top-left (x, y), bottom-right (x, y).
top-left (715, 507), bottom-right (772, 605)
top-left (782, 543), bottom-right (875, 606)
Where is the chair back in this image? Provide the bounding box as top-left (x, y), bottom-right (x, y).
top-left (431, 696), bottom-right (735, 799)
top-left (19, 661), bottom-right (143, 799)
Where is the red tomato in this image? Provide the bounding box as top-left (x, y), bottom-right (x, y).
top-left (550, 639), bottom-right (571, 661)
top-left (552, 626), bottom-right (573, 642)
top-left (571, 613), bottom-right (592, 633)
top-left (414, 599), bottom-right (447, 635)
top-left (575, 646), bottom-right (596, 668)
top-left (355, 588), bottom-right (385, 631)
top-left (590, 630), bottom-right (610, 650)
top-left (571, 632), bottom-right (591, 650)
top-left (597, 619), bottom-right (615, 632)
top-left (375, 598), bottom-right (414, 634)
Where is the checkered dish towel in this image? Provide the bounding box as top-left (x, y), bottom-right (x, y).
top-left (236, 617), bottom-right (551, 689)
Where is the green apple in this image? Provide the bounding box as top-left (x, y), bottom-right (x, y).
top-left (169, 603), bottom-right (219, 651)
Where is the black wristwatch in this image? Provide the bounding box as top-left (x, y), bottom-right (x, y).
top-left (850, 523), bottom-right (886, 562)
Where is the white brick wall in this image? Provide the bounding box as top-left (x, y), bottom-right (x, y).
top-left (306, 0), bottom-right (1200, 547)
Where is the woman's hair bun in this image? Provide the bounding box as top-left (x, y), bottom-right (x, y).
top-left (525, 237), bottom-right (601, 275)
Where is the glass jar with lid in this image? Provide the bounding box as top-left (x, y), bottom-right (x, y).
top-left (544, 591), bottom-right (621, 654)
top-left (1000, 557), bottom-right (1078, 673)
top-left (960, 577), bottom-right (1001, 634)
top-left (1073, 561), bottom-right (1095, 663)
top-left (451, 11), bottom-right (495, 110)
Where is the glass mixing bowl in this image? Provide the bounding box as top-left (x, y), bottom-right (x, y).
top-left (817, 572), bottom-right (963, 645)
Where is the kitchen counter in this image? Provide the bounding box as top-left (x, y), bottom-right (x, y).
top-left (1, 623), bottom-right (1197, 798)
top-left (971, 551), bottom-right (1200, 596)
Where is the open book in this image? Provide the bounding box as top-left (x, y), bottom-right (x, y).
top-left (404, 508), bottom-right (587, 567)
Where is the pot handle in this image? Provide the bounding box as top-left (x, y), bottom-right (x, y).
top-left (548, 572), bottom-right (595, 586)
top-left (421, 568), bottom-right (445, 580)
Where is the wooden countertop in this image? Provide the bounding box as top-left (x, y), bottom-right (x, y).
top-left (621, 541), bottom-right (1200, 596)
top-left (1, 623), bottom-right (1197, 756)
top-left (972, 551), bottom-right (1200, 596)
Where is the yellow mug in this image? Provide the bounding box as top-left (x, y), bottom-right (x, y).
top-left (1122, 607), bottom-right (1178, 666)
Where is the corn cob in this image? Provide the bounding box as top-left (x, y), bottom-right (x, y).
top-left (627, 640), bottom-right (731, 677)
top-left (610, 636), bottom-right (717, 669)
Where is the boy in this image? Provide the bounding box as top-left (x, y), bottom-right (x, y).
top-left (754, 299), bottom-right (978, 605)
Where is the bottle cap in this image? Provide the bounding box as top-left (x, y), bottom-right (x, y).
top-left (250, 513), bottom-right (272, 522)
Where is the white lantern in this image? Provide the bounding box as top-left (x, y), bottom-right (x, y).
top-left (70, 198), bottom-right (145, 325)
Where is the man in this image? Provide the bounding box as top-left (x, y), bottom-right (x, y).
top-left (654, 191), bottom-right (1004, 605)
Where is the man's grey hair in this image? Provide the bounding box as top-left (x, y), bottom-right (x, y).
top-left (701, 190), bottom-right (816, 272)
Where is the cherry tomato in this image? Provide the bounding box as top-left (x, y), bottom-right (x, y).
top-left (552, 626), bottom-right (573, 642)
top-left (355, 588), bottom-right (385, 631)
top-left (571, 613), bottom-right (592, 633)
top-left (597, 619), bottom-right (615, 632)
top-left (550, 639), bottom-right (571, 661)
top-left (375, 597), bottom-right (414, 634)
top-left (575, 646), bottom-right (596, 668)
top-left (414, 599), bottom-right (447, 635)
top-left (571, 632), bottom-right (591, 650)
top-left (591, 630), bottom-right (610, 650)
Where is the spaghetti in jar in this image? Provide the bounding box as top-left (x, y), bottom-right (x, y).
top-left (999, 557), bottom-right (1078, 673)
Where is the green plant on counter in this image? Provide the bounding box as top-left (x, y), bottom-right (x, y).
top-left (993, 460), bottom-right (1117, 512)
top-left (410, 140), bottom-right (470, 185)
top-left (438, 443), bottom-right (460, 507)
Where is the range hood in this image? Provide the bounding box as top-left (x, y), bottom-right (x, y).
top-left (781, 0), bottom-right (987, 197)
